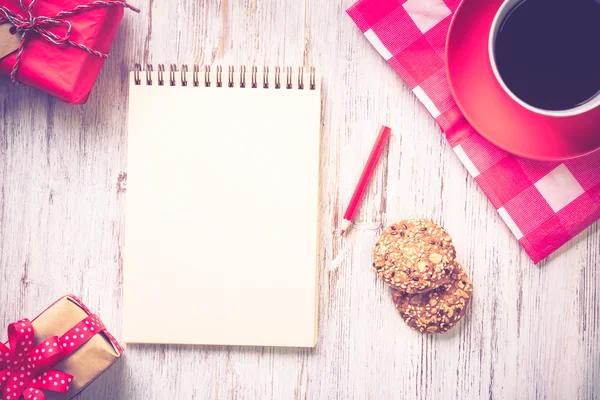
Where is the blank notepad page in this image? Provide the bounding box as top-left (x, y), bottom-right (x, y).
top-left (124, 68), bottom-right (321, 347)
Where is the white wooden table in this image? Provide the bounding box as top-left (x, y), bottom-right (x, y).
top-left (0, 0), bottom-right (599, 398)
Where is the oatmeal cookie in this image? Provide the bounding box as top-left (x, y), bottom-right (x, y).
top-left (391, 262), bottom-right (473, 334)
top-left (373, 219), bottom-right (456, 293)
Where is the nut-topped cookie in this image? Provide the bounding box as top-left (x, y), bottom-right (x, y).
top-left (391, 262), bottom-right (473, 334)
top-left (372, 219), bottom-right (456, 293)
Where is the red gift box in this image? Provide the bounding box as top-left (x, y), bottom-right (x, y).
top-left (0, 0), bottom-right (137, 104)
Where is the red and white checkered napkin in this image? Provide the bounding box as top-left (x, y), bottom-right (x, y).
top-left (347, 0), bottom-right (600, 263)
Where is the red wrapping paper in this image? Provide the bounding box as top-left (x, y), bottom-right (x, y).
top-left (0, 0), bottom-right (125, 104)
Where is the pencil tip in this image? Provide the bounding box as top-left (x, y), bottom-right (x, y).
top-left (340, 230), bottom-right (345, 236)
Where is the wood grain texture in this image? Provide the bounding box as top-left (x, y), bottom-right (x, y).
top-left (0, 0), bottom-right (599, 399)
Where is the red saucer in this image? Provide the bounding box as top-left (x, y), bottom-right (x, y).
top-left (446, 0), bottom-right (600, 161)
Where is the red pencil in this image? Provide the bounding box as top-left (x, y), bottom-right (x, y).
top-left (340, 125), bottom-right (391, 236)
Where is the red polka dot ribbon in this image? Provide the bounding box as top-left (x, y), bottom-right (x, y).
top-left (0, 314), bottom-right (106, 400)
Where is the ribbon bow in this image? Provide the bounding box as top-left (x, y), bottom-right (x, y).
top-left (0, 0), bottom-right (139, 82)
top-left (0, 319), bottom-right (72, 400)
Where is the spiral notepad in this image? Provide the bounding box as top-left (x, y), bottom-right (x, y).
top-left (124, 65), bottom-right (321, 347)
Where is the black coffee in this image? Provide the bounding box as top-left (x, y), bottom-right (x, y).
top-left (494, 0), bottom-right (600, 111)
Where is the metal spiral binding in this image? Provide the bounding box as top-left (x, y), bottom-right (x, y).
top-left (181, 65), bottom-right (188, 86)
top-left (275, 66), bottom-right (281, 89)
top-left (146, 64), bottom-right (153, 85)
top-left (205, 65), bottom-right (211, 87)
top-left (133, 64), bottom-right (317, 90)
top-left (286, 67), bottom-right (293, 89)
top-left (228, 66), bottom-right (235, 87)
top-left (157, 64), bottom-right (165, 86)
top-left (193, 65), bottom-right (200, 87)
top-left (134, 63), bottom-right (141, 84)
top-left (251, 66), bottom-right (258, 88)
top-left (309, 66), bottom-right (316, 90)
top-left (216, 66), bottom-right (223, 87)
top-left (263, 67), bottom-right (269, 89)
top-left (240, 65), bottom-right (246, 88)
top-left (169, 64), bottom-right (177, 86)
